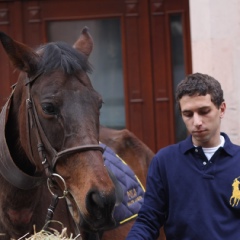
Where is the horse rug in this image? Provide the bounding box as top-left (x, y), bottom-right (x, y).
top-left (100, 143), bottom-right (145, 225)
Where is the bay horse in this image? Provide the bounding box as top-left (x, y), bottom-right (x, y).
top-left (0, 29), bottom-right (163, 240)
top-left (0, 28), bottom-right (119, 239)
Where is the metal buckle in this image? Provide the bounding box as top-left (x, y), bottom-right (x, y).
top-left (47, 173), bottom-right (68, 199)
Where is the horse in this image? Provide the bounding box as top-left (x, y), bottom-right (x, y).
top-left (0, 29), bottom-right (160, 240)
top-left (0, 28), bottom-right (121, 239)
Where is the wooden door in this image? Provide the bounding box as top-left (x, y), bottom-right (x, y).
top-left (0, 0), bottom-right (192, 152)
top-left (150, 0), bottom-right (192, 150)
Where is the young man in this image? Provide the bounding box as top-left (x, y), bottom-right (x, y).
top-left (126, 73), bottom-right (240, 240)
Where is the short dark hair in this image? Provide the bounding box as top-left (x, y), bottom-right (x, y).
top-left (175, 72), bottom-right (224, 110)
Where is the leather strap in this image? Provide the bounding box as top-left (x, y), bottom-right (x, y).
top-left (0, 75), bottom-right (104, 190)
top-left (52, 145), bottom-right (104, 168)
top-left (0, 92), bottom-right (44, 189)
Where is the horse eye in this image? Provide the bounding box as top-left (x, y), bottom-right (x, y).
top-left (41, 103), bottom-right (59, 115)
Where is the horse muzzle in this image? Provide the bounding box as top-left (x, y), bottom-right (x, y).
top-left (67, 188), bottom-right (117, 232)
top-left (84, 188), bottom-right (116, 231)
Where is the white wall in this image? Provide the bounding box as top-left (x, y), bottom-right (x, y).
top-left (189, 0), bottom-right (240, 144)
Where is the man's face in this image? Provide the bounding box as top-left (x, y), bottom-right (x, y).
top-left (179, 94), bottom-right (226, 147)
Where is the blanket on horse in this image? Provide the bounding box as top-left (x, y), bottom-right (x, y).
top-left (100, 143), bottom-right (145, 225)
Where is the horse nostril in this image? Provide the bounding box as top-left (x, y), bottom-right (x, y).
top-left (86, 189), bottom-right (116, 220)
top-left (91, 192), bottom-right (104, 208)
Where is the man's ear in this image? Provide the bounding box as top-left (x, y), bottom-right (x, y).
top-left (220, 102), bottom-right (226, 118)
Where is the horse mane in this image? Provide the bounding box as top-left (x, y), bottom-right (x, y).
top-left (36, 41), bottom-right (92, 75)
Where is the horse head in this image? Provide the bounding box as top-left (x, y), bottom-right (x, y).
top-left (0, 28), bottom-right (117, 234)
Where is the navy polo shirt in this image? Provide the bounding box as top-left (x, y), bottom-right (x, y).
top-left (126, 132), bottom-right (240, 240)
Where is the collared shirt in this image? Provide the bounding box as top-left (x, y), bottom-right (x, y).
top-left (126, 133), bottom-right (240, 240)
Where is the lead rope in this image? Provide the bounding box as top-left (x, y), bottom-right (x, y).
top-left (43, 194), bottom-right (59, 230)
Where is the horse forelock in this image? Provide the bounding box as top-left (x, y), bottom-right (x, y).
top-left (36, 42), bottom-right (92, 76)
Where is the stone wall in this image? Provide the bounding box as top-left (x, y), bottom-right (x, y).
top-left (189, 0), bottom-right (240, 144)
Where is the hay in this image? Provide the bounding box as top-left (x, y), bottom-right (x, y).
top-left (18, 222), bottom-right (81, 240)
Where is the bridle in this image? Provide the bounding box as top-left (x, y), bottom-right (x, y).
top-left (0, 72), bottom-right (104, 238)
top-left (25, 72), bottom-right (104, 179)
top-left (25, 73), bottom-right (104, 178)
top-left (25, 73), bottom-right (105, 238)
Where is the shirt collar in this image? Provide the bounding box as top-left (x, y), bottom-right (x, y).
top-left (180, 132), bottom-right (237, 157)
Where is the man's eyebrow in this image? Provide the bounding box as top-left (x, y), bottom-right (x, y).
top-left (181, 106), bottom-right (210, 113)
top-left (198, 106), bottom-right (211, 110)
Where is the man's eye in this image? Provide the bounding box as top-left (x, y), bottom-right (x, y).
top-left (199, 109), bottom-right (210, 115)
top-left (41, 103), bottom-right (59, 115)
top-left (182, 112), bottom-right (193, 118)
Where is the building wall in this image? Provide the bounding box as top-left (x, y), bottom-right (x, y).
top-left (189, 0), bottom-right (240, 144)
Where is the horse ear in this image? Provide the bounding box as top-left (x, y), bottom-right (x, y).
top-left (73, 27), bottom-right (93, 58)
top-left (0, 32), bottom-right (39, 75)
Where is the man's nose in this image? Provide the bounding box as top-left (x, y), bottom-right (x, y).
top-left (193, 113), bottom-right (202, 126)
